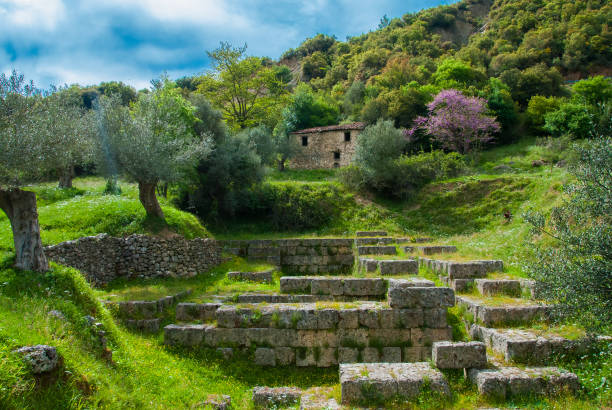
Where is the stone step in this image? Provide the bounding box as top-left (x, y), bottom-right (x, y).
top-left (356, 231), bottom-right (388, 237)
top-left (340, 362), bottom-right (450, 405)
top-left (252, 386), bottom-right (301, 408)
top-left (227, 269), bottom-right (274, 283)
top-left (214, 301), bottom-right (449, 330)
top-left (468, 366), bottom-right (579, 399)
top-left (474, 279), bottom-right (522, 297)
top-left (358, 258), bottom-right (418, 275)
top-left (125, 318), bottom-right (161, 332)
top-left (176, 302), bottom-right (221, 322)
top-left (404, 245), bottom-right (457, 255)
top-left (388, 285), bottom-right (455, 309)
top-left (109, 290), bottom-right (192, 320)
top-left (420, 258), bottom-right (503, 279)
top-left (357, 246), bottom-right (397, 256)
top-left (280, 277), bottom-right (387, 297)
top-left (470, 325), bottom-right (611, 364)
top-left (355, 237), bottom-right (396, 246)
top-left (432, 341), bottom-right (487, 369)
top-left (164, 323), bottom-right (452, 366)
top-left (456, 296), bottom-right (550, 327)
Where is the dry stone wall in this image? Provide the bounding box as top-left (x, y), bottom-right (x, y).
top-left (218, 239), bottom-right (354, 274)
top-left (45, 234), bottom-right (221, 286)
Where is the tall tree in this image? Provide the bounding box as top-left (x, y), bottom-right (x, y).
top-left (0, 71), bottom-right (49, 271)
top-left (198, 42), bottom-right (290, 130)
top-left (95, 81), bottom-right (211, 220)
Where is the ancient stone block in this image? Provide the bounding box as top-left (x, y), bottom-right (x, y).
top-left (417, 245), bottom-right (457, 255)
top-left (388, 278), bottom-right (435, 289)
top-left (359, 258), bottom-right (379, 273)
top-left (355, 237), bottom-right (395, 246)
top-left (317, 348), bottom-right (338, 367)
top-left (310, 278), bottom-right (344, 296)
top-left (361, 347), bottom-right (380, 362)
top-left (296, 348), bottom-right (317, 367)
top-left (358, 309), bottom-right (381, 328)
top-left (280, 277), bottom-right (314, 294)
top-left (338, 347), bottom-right (359, 363)
top-left (379, 260), bottom-right (417, 275)
top-left (382, 347), bottom-right (402, 362)
top-left (388, 287), bottom-right (455, 309)
top-left (255, 348), bottom-right (276, 366)
top-left (468, 367), bottom-right (580, 399)
top-left (403, 347), bottom-right (431, 362)
top-left (456, 296), bottom-right (550, 327)
top-left (175, 303), bottom-right (220, 322)
top-left (357, 246), bottom-right (397, 256)
top-left (343, 278), bottom-right (386, 296)
top-left (338, 309), bottom-right (359, 329)
top-left (125, 318), bottom-right (161, 333)
top-left (340, 363), bottom-right (450, 405)
top-left (356, 231), bottom-right (388, 237)
top-left (432, 341), bottom-right (487, 369)
top-left (396, 309), bottom-right (424, 328)
top-left (164, 324), bottom-right (207, 346)
top-left (423, 308), bottom-right (448, 328)
top-left (216, 347), bottom-right (233, 360)
top-left (475, 279), bottom-right (521, 297)
top-left (274, 347), bottom-right (295, 366)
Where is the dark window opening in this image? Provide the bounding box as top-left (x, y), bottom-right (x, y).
top-left (344, 131), bottom-right (351, 142)
top-left (302, 136), bottom-right (308, 146)
top-left (334, 151), bottom-right (341, 160)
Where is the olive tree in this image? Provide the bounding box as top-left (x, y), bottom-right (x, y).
top-left (95, 82), bottom-right (211, 220)
top-left (39, 89), bottom-right (96, 188)
top-left (0, 71), bottom-right (49, 271)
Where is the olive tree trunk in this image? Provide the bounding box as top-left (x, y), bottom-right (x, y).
top-left (58, 167), bottom-right (75, 189)
top-left (138, 182), bottom-right (164, 219)
top-left (0, 188), bottom-right (49, 272)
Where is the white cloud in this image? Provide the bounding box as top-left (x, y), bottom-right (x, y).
top-left (0, 0), bottom-right (66, 30)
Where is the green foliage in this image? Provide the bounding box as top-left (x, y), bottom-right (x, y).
top-left (572, 76), bottom-right (612, 107)
top-left (199, 42), bottom-right (290, 130)
top-left (524, 136), bottom-right (611, 332)
top-left (432, 59), bottom-right (487, 91)
top-left (350, 120), bottom-right (405, 193)
top-left (280, 84), bottom-right (339, 132)
top-left (240, 126), bottom-right (276, 166)
top-left (237, 182), bottom-right (352, 231)
top-left (175, 132), bottom-right (264, 222)
top-left (392, 151), bottom-right (465, 198)
top-left (526, 95), bottom-right (563, 132)
top-left (544, 102), bottom-right (595, 139)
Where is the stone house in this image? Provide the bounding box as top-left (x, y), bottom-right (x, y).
top-left (290, 122), bottom-right (366, 169)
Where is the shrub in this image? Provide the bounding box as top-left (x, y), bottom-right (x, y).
top-left (544, 102), bottom-right (594, 139)
top-left (238, 183), bottom-right (351, 231)
top-left (341, 150), bottom-right (464, 199)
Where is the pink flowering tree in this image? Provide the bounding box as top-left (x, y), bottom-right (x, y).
top-left (406, 89), bottom-right (500, 154)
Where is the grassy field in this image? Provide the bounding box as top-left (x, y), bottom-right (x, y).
top-left (1, 141), bottom-right (610, 409)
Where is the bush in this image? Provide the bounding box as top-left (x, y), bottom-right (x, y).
top-left (341, 150), bottom-right (464, 199)
top-left (544, 102), bottom-right (594, 139)
top-left (352, 120), bottom-right (405, 193)
top-left (238, 182), bottom-right (351, 231)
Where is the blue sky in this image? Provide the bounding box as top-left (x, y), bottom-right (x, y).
top-left (0, 0), bottom-right (455, 89)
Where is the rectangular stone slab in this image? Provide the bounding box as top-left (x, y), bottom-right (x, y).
top-left (475, 279), bottom-right (522, 297)
top-left (468, 366), bottom-right (579, 399)
top-left (456, 296), bottom-right (550, 326)
top-left (357, 246), bottom-right (397, 255)
top-left (340, 362), bottom-right (450, 405)
top-left (379, 260), bottom-right (418, 275)
top-left (356, 231), bottom-right (388, 237)
top-left (432, 341), bottom-right (487, 369)
top-left (388, 287), bottom-right (455, 308)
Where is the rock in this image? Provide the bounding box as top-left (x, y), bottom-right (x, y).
top-left (48, 310), bottom-right (66, 320)
top-left (379, 260), bottom-right (418, 275)
top-left (432, 341), bottom-right (487, 369)
top-left (388, 286), bottom-right (455, 308)
top-left (14, 345), bottom-right (60, 374)
top-left (197, 394), bottom-right (231, 410)
top-left (357, 246), bottom-right (397, 256)
top-left (252, 386), bottom-right (302, 409)
top-left (300, 387), bottom-right (340, 410)
top-left (532, 159), bottom-right (546, 167)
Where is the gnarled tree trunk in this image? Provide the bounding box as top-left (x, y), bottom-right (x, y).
top-left (138, 181), bottom-right (164, 219)
top-left (58, 167), bottom-right (75, 189)
top-left (0, 188), bottom-right (49, 272)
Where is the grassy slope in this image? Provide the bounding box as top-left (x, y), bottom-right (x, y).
top-left (1, 142), bottom-right (610, 409)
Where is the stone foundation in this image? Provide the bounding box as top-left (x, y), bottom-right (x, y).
top-left (218, 239), bottom-right (354, 274)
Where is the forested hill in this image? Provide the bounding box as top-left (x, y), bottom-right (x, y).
top-left (274, 0), bottom-right (610, 132)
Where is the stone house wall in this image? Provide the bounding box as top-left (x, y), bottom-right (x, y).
top-left (44, 234), bottom-right (221, 286)
top-left (290, 129), bottom-right (362, 169)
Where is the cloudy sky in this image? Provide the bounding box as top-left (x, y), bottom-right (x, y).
top-left (1, 0), bottom-right (454, 89)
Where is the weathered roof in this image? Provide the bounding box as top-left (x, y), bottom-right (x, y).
top-left (290, 122), bottom-right (366, 134)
